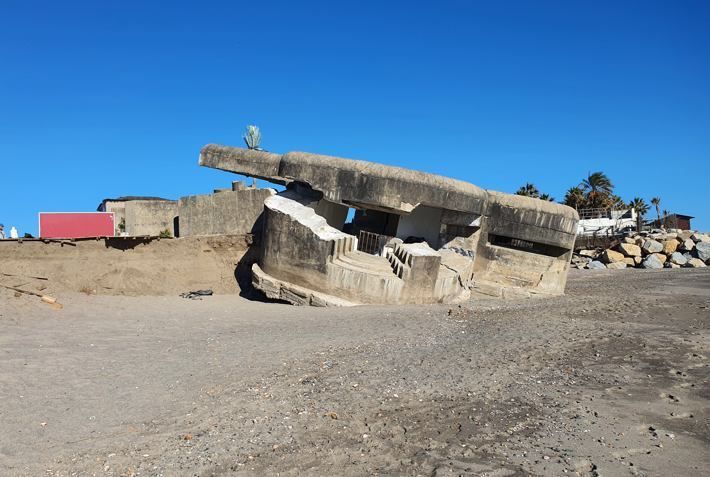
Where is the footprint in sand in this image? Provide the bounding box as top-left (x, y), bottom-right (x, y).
top-left (660, 393), bottom-right (680, 403)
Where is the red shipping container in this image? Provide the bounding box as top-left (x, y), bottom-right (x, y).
top-left (39, 212), bottom-right (115, 239)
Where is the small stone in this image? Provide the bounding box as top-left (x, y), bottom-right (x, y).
top-left (578, 249), bottom-right (598, 258)
top-left (606, 262), bottom-right (627, 270)
top-left (587, 261), bottom-right (606, 270)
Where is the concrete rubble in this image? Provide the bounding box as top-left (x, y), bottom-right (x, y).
top-left (572, 230), bottom-right (710, 270)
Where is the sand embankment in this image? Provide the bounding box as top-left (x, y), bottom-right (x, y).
top-left (0, 235), bottom-right (254, 296)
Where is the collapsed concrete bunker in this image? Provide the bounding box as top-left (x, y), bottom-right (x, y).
top-left (199, 144), bottom-right (579, 306)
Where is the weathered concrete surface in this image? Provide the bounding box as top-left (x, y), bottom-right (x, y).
top-left (199, 145), bottom-right (286, 184)
top-left (258, 194), bottom-right (471, 305)
top-left (98, 197), bottom-right (175, 236)
top-left (124, 200), bottom-right (178, 236)
top-left (178, 188), bottom-right (274, 237)
top-left (200, 144), bottom-right (579, 304)
top-left (200, 144), bottom-right (489, 215)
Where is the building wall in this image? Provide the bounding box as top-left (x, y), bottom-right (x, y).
top-left (124, 200), bottom-right (178, 236)
top-left (178, 188), bottom-right (274, 237)
top-left (102, 202), bottom-right (126, 235)
top-left (314, 199), bottom-right (349, 230)
top-left (395, 205), bottom-right (443, 247)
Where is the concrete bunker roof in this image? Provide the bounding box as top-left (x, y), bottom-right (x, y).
top-left (199, 144), bottom-right (578, 222)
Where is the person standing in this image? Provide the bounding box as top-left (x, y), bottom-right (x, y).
top-left (0, 224), bottom-right (5, 239)
top-left (9, 226), bottom-right (18, 239)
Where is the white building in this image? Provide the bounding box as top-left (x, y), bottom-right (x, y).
top-left (576, 208), bottom-right (637, 236)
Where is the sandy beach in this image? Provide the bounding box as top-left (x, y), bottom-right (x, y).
top-left (1, 269), bottom-right (708, 476)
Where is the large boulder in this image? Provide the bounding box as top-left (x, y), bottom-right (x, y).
top-left (691, 233), bottom-right (710, 243)
top-left (623, 257), bottom-right (636, 267)
top-left (652, 253), bottom-right (667, 264)
top-left (679, 238), bottom-right (695, 252)
top-left (622, 237), bottom-right (637, 244)
top-left (578, 249), bottom-right (598, 259)
top-left (601, 249), bottom-right (626, 264)
top-left (662, 240), bottom-right (678, 255)
top-left (669, 252), bottom-right (687, 266)
top-left (587, 261), bottom-right (606, 270)
top-left (617, 243), bottom-right (642, 257)
top-left (677, 230), bottom-right (693, 241)
top-left (685, 258), bottom-right (707, 268)
top-left (606, 262), bottom-right (628, 270)
top-left (695, 242), bottom-right (710, 262)
top-left (642, 239), bottom-right (663, 254)
top-left (634, 256), bottom-right (643, 265)
top-left (642, 254), bottom-right (664, 269)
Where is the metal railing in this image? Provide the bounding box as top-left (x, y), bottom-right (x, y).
top-left (357, 230), bottom-right (393, 256)
top-left (577, 207), bottom-right (634, 220)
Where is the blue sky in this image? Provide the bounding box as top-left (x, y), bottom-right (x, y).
top-left (1, 0), bottom-right (708, 235)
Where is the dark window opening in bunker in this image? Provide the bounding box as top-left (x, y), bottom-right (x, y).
top-left (343, 208), bottom-right (400, 255)
top-left (488, 233), bottom-right (568, 258)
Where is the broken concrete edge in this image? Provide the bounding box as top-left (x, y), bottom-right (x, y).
top-left (252, 264), bottom-right (358, 307)
top-left (264, 195), bottom-right (348, 242)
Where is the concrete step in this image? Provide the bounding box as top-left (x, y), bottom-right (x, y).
top-left (332, 252), bottom-right (396, 278)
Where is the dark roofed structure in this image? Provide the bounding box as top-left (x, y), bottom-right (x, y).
top-left (648, 213), bottom-right (694, 230)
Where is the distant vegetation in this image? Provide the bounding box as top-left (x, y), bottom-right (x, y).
top-left (516, 171), bottom-right (664, 224)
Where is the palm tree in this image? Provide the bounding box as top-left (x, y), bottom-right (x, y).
top-left (580, 171), bottom-right (614, 209)
top-left (629, 197), bottom-right (649, 232)
top-left (581, 171), bottom-right (614, 195)
top-left (539, 193), bottom-right (555, 202)
top-left (563, 186), bottom-right (586, 210)
top-left (651, 197), bottom-right (661, 225)
top-left (610, 195), bottom-right (626, 209)
top-left (515, 183), bottom-right (540, 198)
